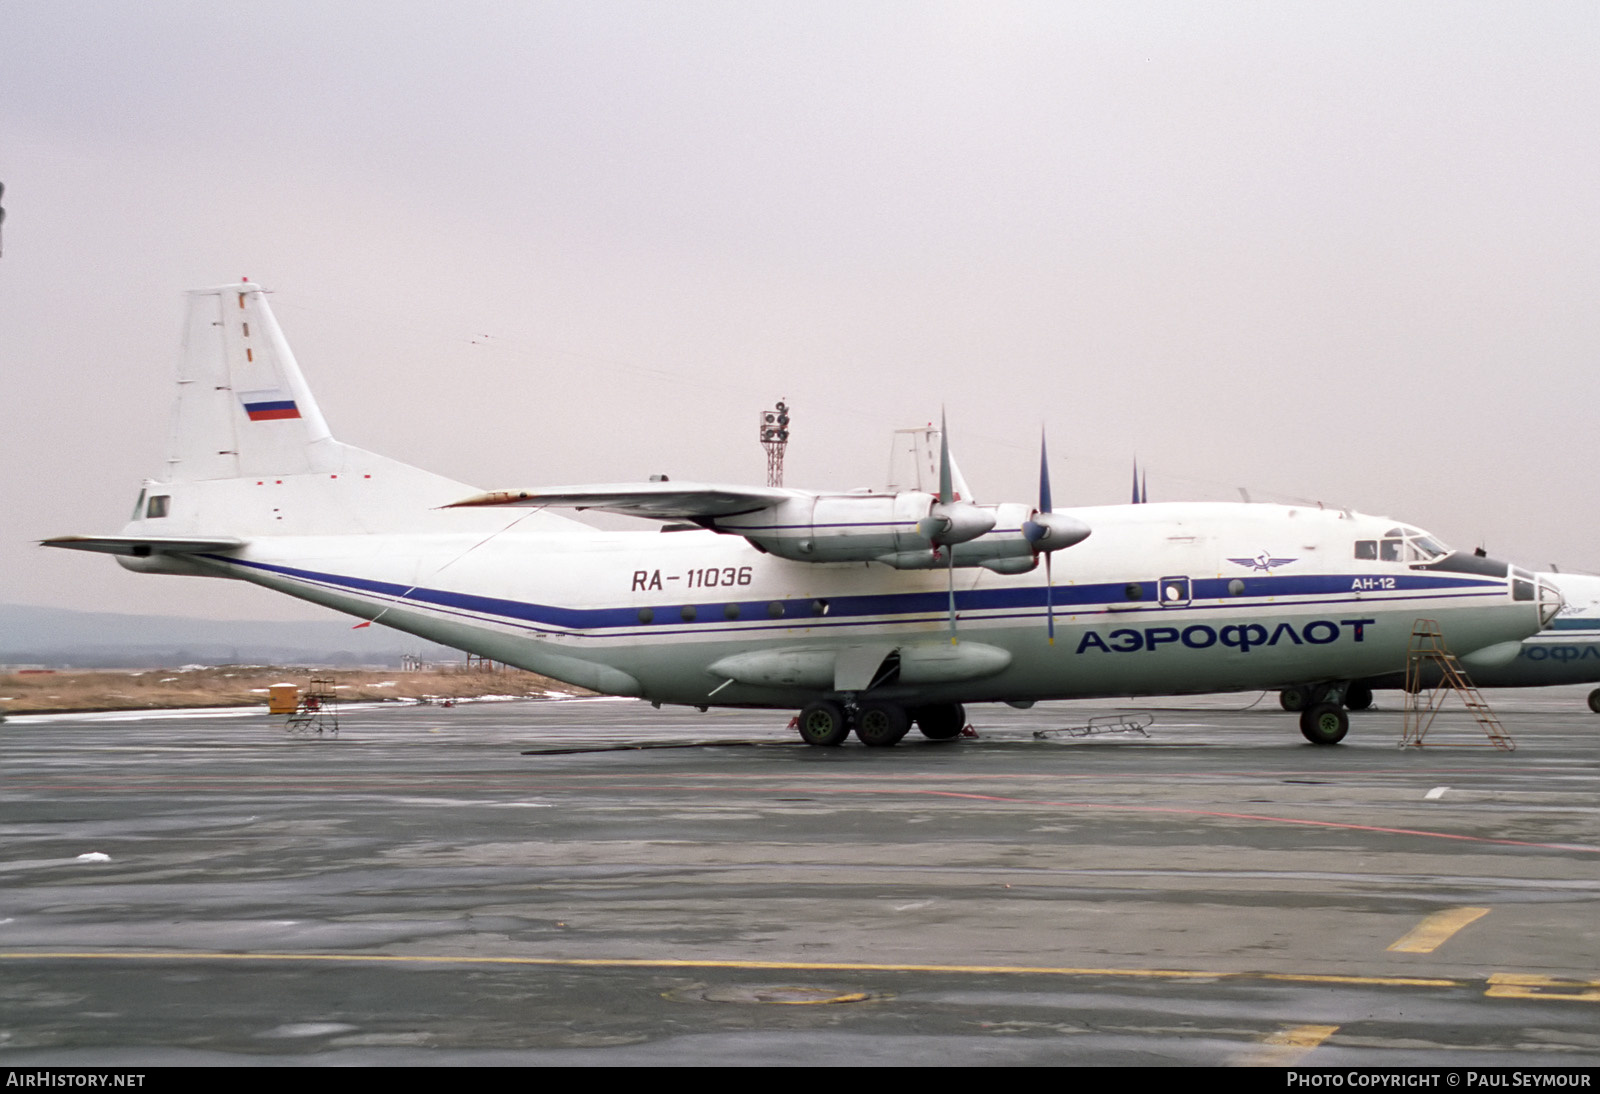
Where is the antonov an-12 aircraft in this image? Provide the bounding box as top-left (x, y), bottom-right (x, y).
top-left (46, 283), bottom-right (1561, 747)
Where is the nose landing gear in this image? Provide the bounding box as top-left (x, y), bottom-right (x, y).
top-left (1298, 702), bottom-right (1349, 745)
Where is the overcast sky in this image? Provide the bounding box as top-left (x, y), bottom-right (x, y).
top-left (4, 1), bottom-right (1599, 623)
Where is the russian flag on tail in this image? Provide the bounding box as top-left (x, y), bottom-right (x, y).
top-left (240, 389), bottom-right (301, 422)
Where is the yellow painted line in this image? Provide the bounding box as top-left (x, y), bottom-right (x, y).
top-left (1258, 971), bottom-right (1457, 988)
top-left (1387, 906), bottom-right (1491, 953)
top-left (1240, 1024), bottom-right (1340, 1068)
top-left (1485, 974), bottom-right (1600, 1002)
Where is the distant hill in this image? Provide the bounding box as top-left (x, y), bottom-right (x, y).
top-left (0, 603), bottom-right (466, 669)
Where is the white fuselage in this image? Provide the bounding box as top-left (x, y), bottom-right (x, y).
top-left (164, 501), bottom-right (1548, 708)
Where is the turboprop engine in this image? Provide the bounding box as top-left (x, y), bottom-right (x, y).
top-left (712, 494), bottom-right (1089, 573)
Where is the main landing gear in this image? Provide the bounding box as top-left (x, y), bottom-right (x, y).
top-left (796, 700), bottom-right (966, 747)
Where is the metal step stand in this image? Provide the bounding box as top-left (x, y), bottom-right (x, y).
top-left (285, 675), bottom-right (340, 736)
top-left (1401, 619), bottom-right (1514, 751)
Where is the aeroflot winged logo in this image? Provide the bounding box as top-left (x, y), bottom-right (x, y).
top-left (1227, 551), bottom-right (1297, 573)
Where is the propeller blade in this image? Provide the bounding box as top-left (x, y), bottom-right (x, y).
top-left (947, 543), bottom-right (958, 644)
top-left (938, 408), bottom-right (953, 505)
top-left (1038, 430), bottom-right (1053, 514)
top-left (1045, 551), bottom-right (1055, 645)
top-left (1043, 431), bottom-right (1056, 643)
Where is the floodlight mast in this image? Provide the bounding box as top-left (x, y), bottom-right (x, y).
top-left (758, 399), bottom-right (790, 487)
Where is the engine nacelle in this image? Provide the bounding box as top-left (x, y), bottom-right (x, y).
top-left (714, 492), bottom-right (936, 563)
top-left (714, 496), bottom-right (1087, 569)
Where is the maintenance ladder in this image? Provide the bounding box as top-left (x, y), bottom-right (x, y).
top-left (285, 676), bottom-right (340, 735)
top-left (1401, 619), bottom-right (1513, 751)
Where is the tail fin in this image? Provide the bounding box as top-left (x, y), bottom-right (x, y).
top-left (116, 282), bottom-right (582, 539)
top-left (165, 282), bottom-right (339, 482)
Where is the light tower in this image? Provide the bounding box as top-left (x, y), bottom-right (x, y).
top-left (759, 400), bottom-right (790, 487)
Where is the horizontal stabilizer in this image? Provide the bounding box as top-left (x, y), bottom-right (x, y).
top-left (449, 482), bottom-right (796, 521)
top-left (41, 535), bottom-right (245, 557)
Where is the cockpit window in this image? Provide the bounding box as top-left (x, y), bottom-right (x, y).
top-left (131, 489), bottom-right (147, 520)
top-left (146, 494), bottom-right (170, 519)
top-left (1356, 529), bottom-right (1451, 563)
top-left (1410, 535), bottom-right (1449, 560)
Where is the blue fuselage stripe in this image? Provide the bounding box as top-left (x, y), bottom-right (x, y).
top-left (206, 555), bottom-right (1504, 637)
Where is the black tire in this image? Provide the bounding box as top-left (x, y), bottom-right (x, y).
top-left (1344, 684), bottom-right (1374, 712)
top-left (1299, 703), bottom-right (1349, 745)
top-left (855, 701), bottom-right (911, 747)
top-left (913, 702), bottom-right (966, 741)
top-left (1587, 689), bottom-right (1600, 715)
top-left (1279, 687), bottom-right (1310, 712)
top-left (797, 700), bottom-right (850, 746)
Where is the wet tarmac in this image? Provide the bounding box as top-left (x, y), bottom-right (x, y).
top-left (1, 689), bottom-right (1596, 1065)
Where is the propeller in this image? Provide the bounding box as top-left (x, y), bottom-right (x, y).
top-left (916, 411), bottom-right (995, 547)
top-left (1024, 431), bottom-right (1092, 644)
top-left (916, 411), bottom-right (995, 643)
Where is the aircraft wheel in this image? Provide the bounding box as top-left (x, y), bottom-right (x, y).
top-left (855, 701), bottom-right (911, 747)
top-left (1299, 703), bottom-right (1349, 745)
top-left (913, 703), bottom-right (966, 741)
top-left (797, 700), bottom-right (850, 747)
top-left (1587, 688), bottom-right (1600, 714)
top-left (1344, 684), bottom-right (1374, 711)
top-left (1279, 687), bottom-right (1310, 712)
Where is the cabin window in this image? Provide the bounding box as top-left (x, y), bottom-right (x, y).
top-left (146, 494), bottom-right (170, 519)
top-left (1124, 583), bottom-right (1144, 601)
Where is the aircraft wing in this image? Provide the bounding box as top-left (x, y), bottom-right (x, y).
top-left (40, 535), bottom-right (246, 557)
top-left (448, 483), bottom-right (799, 521)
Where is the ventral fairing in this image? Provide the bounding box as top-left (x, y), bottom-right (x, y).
top-left (46, 283), bottom-right (1561, 746)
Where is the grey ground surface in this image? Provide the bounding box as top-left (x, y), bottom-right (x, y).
top-left (2, 689), bottom-right (1596, 1066)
